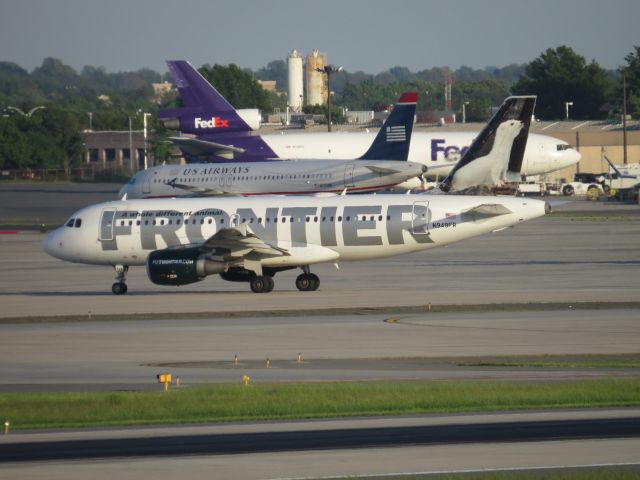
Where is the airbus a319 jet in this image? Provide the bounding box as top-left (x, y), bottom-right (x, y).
top-left (120, 92), bottom-right (426, 198)
top-left (44, 96), bottom-right (548, 295)
top-left (158, 60), bottom-right (580, 185)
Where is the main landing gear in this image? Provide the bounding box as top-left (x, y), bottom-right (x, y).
top-left (249, 274), bottom-right (274, 293)
top-left (112, 264), bottom-right (129, 295)
top-left (295, 266), bottom-right (320, 292)
top-left (245, 265), bottom-right (320, 293)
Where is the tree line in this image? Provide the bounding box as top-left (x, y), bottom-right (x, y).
top-left (0, 46), bottom-right (638, 171)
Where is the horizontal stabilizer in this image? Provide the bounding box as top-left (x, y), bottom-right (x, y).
top-left (169, 136), bottom-right (245, 159)
top-left (365, 165), bottom-right (402, 175)
top-left (462, 203), bottom-right (513, 217)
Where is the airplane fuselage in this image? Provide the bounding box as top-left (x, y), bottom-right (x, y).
top-left (44, 194), bottom-right (548, 269)
top-left (119, 159), bottom-right (426, 199)
top-left (197, 131), bottom-right (580, 178)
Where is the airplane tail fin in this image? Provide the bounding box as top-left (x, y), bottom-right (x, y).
top-left (357, 92), bottom-right (418, 161)
top-left (440, 96), bottom-right (536, 192)
top-left (157, 60), bottom-right (254, 135)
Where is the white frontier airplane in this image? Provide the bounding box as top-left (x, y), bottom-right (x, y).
top-left (120, 92), bottom-right (426, 198)
top-left (159, 60), bottom-right (581, 185)
top-left (44, 97), bottom-right (549, 294)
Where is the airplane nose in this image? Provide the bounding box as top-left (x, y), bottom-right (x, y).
top-left (43, 229), bottom-right (63, 259)
top-left (561, 148), bottom-right (582, 168)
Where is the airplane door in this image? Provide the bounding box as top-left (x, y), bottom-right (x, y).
top-left (142, 175), bottom-right (151, 194)
top-left (344, 164), bottom-right (355, 187)
top-left (99, 208), bottom-right (117, 241)
top-left (230, 213), bottom-right (240, 227)
top-left (411, 200), bottom-right (430, 235)
top-left (226, 173), bottom-right (234, 187)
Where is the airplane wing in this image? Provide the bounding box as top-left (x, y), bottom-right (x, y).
top-left (167, 178), bottom-right (233, 196)
top-left (200, 224), bottom-right (289, 258)
top-left (169, 136), bottom-right (245, 159)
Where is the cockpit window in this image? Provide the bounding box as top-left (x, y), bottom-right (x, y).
top-left (65, 218), bottom-right (75, 227)
top-left (74, 218), bottom-right (82, 228)
top-left (557, 144), bottom-right (572, 151)
top-left (128, 176), bottom-right (137, 185)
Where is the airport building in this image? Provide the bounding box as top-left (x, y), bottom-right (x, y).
top-left (80, 130), bottom-right (152, 171)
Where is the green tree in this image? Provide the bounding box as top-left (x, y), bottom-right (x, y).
top-left (199, 64), bottom-right (270, 112)
top-left (621, 46), bottom-right (640, 117)
top-left (513, 46), bottom-right (614, 120)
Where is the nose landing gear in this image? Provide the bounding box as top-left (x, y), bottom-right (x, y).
top-left (112, 265), bottom-right (129, 295)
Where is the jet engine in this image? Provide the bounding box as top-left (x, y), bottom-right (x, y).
top-left (147, 248), bottom-right (227, 286)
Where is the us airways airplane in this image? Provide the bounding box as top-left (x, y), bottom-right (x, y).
top-left (120, 92), bottom-right (426, 198)
top-left (44, 98), bottom-right (546, 294)
top-left (158, 60), bottom-right (581, 181)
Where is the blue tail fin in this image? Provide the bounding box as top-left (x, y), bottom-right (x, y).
top-left (158, 60), bottom-right (254, 135)
top-left (358, 92), bottom-right (418, 161)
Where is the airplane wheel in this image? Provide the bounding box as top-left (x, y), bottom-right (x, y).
top-left (112, 282), bottom-right (127, 295)
top-left (308, 273), bottom-right (320, 291)
top-left (250, 276), bottom-right (273, 293)
top-left (264, 275), bottom-right (275, 293)
top-left (296, 273), bottom-right (320, 292)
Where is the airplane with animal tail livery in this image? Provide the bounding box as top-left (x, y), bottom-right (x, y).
top-left (44, 95), bottom-right (549, 294)
top-left (120, 92), bottom-right (425, 198)
top-left (157, 60), bottom-right (581, 182)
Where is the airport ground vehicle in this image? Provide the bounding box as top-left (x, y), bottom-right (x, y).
top-left (561, 173), bottom-right (607, 198)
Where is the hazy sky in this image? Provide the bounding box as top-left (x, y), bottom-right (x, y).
top-left (1, 0), bottom-right (638, 75)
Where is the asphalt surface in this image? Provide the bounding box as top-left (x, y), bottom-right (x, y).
top-left (2, 417), bottom-right (639, 462)
top-left (1, 309), bottom-right (639, 391)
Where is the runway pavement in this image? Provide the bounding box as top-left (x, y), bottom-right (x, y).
top-left (1, 308), bottom-right (640, 391)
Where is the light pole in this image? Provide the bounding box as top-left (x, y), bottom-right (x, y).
top-left (462, 101), bottom-right (469, 124)
top-left (128, 116), bottom-right (134, 171)
top-left (87, 111), bottom-right (93, 130)
top-left (315, 65), bottom-right (343, 132)
top-left (565, 101), bottom-right (573, 121)
top-left (142, 112), bottom-right (151, 170)
top-left (620, 66), bottom-right (628, 165)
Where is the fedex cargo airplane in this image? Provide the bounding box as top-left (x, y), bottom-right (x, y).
top-left (44, 98), bottom-right (546, 294)
top-left (121, 92), bottom-right (426, 198)
top-left (157, 61), bottom-right (580, 182)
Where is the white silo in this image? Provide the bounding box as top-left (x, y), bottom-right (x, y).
top-left (287, 49), bottom-right (304, 112)
top-left (306, 49), bottom-right (328, 106)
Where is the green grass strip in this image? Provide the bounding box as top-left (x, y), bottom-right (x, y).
top-left (349, 467), bottom-right (640, 480)
top-left (1, 378), bottom-right (640, 430)
top-left (459, 360), bottom-right (640, 368)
